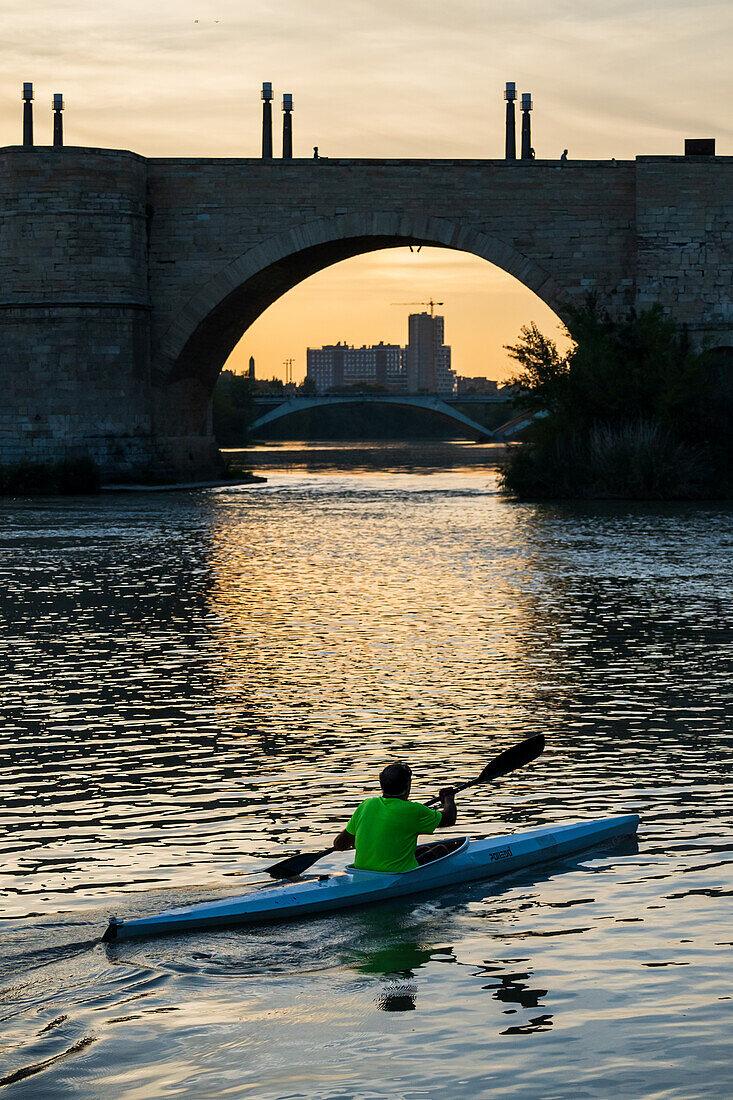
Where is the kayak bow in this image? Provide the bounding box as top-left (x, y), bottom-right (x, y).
top-left (102, 814), bottom-right (638, 942)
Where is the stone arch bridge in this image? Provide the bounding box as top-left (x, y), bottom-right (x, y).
top-left (1, 146), bottom-right (731, 478)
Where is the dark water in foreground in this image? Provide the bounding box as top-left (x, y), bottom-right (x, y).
top-left (1, 444), bottom-right (732, 1098)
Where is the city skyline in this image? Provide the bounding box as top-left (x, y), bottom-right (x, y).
top-left (305, 309), bottom-right (456, 395)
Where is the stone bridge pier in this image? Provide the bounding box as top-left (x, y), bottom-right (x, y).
top-left (1, 146), bottom-right (731, 480)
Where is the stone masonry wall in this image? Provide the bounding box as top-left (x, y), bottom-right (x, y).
top-left (635, 156), bottom-right (733, 348)
top-left (146, 158), bottom-right (639, 379)
top-left (0, 147), bottom-right (160, 476)
top-left (144, 157), bottom-right (640, 438)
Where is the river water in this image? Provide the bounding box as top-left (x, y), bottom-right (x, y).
top-left (1, 443), bottom-right (731, 1098)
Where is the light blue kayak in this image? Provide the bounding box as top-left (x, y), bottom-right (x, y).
top-left (102, 814), bottom-right (639, 942)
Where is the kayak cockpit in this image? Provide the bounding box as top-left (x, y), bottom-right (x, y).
top-left (347, 836), bottom-right (469, 877)
top-left (416, 836), bottom-right (468, 866)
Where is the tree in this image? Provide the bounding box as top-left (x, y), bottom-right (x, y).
top-left (505, 299), bottom-right (703, 437)
top-left (212, 371), bottom-right (256, 445)
top-left (499, 299), bottom-right (726, 500)
top-left (504, 322), bottom-right (570, 415)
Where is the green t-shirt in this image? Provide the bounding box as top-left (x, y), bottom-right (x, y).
top-left (346, 797), bottom-right (442, 872)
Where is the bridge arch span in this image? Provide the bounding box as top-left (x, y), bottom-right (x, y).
top-left (248, 394), bottom-right (499, 440)
top-left (154, 212), bottom-right (561, 406)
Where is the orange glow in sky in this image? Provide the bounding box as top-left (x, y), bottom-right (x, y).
top-left (226, 247), bottom-right (569, 384)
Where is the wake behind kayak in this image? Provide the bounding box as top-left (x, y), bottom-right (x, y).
top-left (102, 815), bottom-right (639, 942)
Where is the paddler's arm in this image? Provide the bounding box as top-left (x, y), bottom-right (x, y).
top-left (435, 787), bottom-right (457, 829)
top-left (333, 828), bottom-right (356, 851)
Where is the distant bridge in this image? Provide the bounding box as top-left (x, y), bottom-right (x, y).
top-left (249, 392), bottom-right (523, 440)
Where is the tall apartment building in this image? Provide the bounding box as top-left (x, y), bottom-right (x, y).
top-left (306, 342), bottom-right (405, 394)
top-left (405, 313), bottom-right (455, 395)
top-left (306, 313), bottom-right (456, 396)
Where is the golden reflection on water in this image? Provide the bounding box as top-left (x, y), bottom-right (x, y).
top-left (203, 472), bottom-right (546, 811)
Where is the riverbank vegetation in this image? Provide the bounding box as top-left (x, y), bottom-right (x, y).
top-left (499, 301), bottom-right (733, 500)
top-left (0, 456), bottom-right (101, 495)
top-left (0, 455), bottom-right (266, 495)
top-left (222, 463), bottom-right (267, 484)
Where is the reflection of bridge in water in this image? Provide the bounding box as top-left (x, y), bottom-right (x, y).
top-left (250, 393), bottom-right (533, 440)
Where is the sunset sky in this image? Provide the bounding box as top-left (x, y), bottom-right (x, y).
top-left (3, 0), bottom-right (731, 381)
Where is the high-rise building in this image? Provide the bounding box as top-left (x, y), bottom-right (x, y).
top-left (405, 313), bottom-right (455, 395)
top-left (306, 342), bottom-right (405, 394)
top-left (306, 313), bottom-right (455, 395)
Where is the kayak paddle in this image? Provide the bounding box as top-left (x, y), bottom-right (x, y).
top-left (424, 733), bottom-right (545, 806)
top-left (262, 733), bottom-right (545, 880)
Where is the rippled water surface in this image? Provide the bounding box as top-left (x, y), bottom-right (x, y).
top-left (1, 450), bottom-right (732, 1098)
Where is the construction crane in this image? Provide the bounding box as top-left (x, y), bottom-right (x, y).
top-left (390, 299), bottom-right (444, 317)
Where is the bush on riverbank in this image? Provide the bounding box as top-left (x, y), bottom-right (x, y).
top-left (500, 421), bottom-right (709, 499)
top-left (499, 300), bottom-right (733, 500)
top-left (223, 463), bottom-right (267, 483)
top-left (0, 456), bottom-right (101, 495)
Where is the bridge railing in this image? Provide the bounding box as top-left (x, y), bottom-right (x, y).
top-left (251, 391), bottom-right (510, 403)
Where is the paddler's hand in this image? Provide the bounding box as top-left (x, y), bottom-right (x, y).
top-left (436, 787), bottom-right (457, 828)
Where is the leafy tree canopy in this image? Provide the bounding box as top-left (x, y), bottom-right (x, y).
top-left (505, 298), bottom-right (703, 439)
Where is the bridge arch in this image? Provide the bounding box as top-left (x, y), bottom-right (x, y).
top-left (154, 211), bottom-right (562, 399)
top-left (248, 394), bottom-right (501, 440)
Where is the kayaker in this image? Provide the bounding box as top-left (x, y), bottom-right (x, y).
top-left (332, 762), bottom-right (457, 873)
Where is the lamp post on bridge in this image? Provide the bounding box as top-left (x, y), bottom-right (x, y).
top-left (22, 83), bottom-right (33, 147)
top-left (521, 93), bottom-right (533, 160)
top-left (282, 93), bottom-right (293, 159)
top-left (504, 82), bottom-right (516, 161)
top-left (52, 94), bottom-right (64, 147)
top-left (261, 82), bottom-right (273, 159)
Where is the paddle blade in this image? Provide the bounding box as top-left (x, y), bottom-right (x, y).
top-left (263, 847), bottom-right (333, 879)
top-left (477, 734), bottom-right (545, 784)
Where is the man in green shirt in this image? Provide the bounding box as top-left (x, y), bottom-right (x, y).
top-left (332, 762), bottom-right (457, 873)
